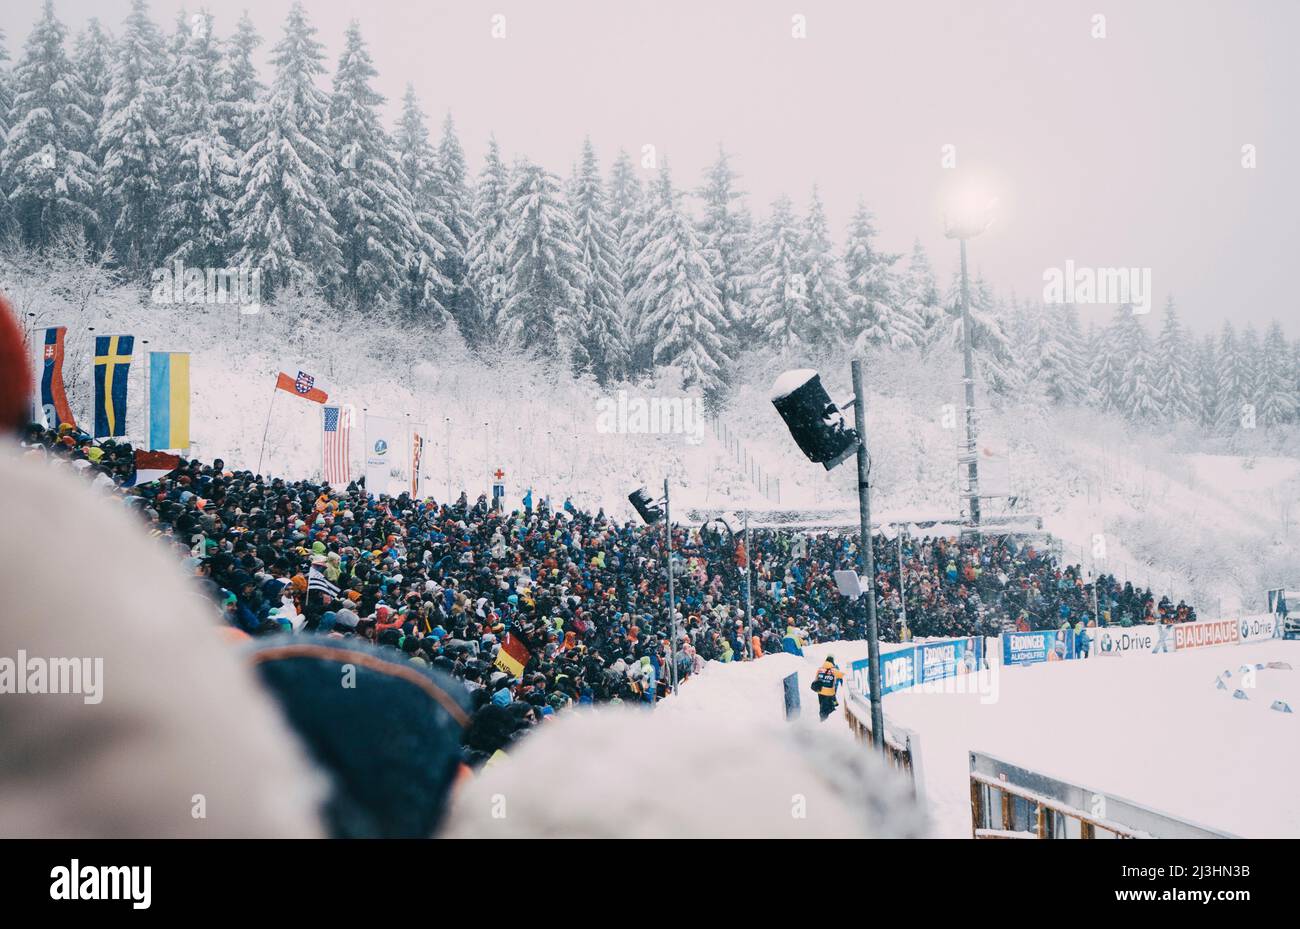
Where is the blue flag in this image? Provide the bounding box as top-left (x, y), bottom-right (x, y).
top-left (93, 335), bottom-right (134, 438)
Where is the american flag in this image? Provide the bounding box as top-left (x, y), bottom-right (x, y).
top-left (322, 405), bottom-right (350, 485)
top-left (308, 566), bottom-right (340, 598)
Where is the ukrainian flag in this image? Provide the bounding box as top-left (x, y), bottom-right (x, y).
top-left (93, 335), bottom-right (134, 438)
top-left (149, 352), bottom-right (190, 450)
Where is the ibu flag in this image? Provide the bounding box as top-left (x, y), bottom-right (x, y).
top-left (148, 352), bottom-right (190, 450)
top-left (93, 335), bottom-right (134, 438)
top-left (40, 326), bottom-right (77, 429)
top-left (363, 413), bottom-right (405, 497)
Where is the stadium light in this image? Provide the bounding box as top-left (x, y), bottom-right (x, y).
top-left (942, 184), bottom-right (998, 528)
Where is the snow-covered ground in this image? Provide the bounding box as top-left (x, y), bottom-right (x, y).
top-left (663, 638), bottom-right (1300, 838)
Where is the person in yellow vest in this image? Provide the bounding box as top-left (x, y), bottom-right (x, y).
top-left (811, 655), bottom-right (844, 721)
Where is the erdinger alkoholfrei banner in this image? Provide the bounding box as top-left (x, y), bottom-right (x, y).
top-left (1002, 628), bottom-right (1074, 666)
top-left (40, 326), bottom-right (77, 430)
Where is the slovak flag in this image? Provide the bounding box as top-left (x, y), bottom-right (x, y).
top-left (275, 370), bottom-right (329, 404)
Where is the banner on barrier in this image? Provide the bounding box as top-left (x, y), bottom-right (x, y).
top-left (1002, 629), bottom-right (1073, 666)
top-left (851, 637), bottom-right (983, 697)
top-left (1093, 624), bottom-right (1174, 657)
top-left (916, 636), bottom-right (982, 683)
top-left (851, 647), bottom-right (916, 698)
top-left (1174, 618), bottom-right (1240, 651)
top-left (1238, 614), bottom-right (1281, 643)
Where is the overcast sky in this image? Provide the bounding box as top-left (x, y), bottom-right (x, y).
top-left (4, 0), bottom-right (1295, 336)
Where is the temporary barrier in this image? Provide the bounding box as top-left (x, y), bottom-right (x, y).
top-left (845, 686), bottom-right (922, 798)
top-left (969, 751), bottom-right (1234, 839)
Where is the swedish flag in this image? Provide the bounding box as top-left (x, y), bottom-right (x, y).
top-left (94, 335), bottom-right (134, 438)
top-left (149, 352), bottom-right (190, 450)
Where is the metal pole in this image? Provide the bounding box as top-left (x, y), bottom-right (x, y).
top-left (255, 387), bottom-right (278, 477)
top-left (852, 359), bottom-right (884, 748)
top-left (960, 238), bottom-right (980, 527)
top-left (744, 509), bottom-right (754, 659)
top-left (664, 478), bottom-right (679, 695)
top-left (897, 523), bottom-right (909, 641)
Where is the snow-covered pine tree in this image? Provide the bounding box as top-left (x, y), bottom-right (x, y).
top-left (327, 22), bottom-right (423, 307)
top-left (0, 28), bottom-right (11, 234)
top-left (1089, 305), bottom-right (1129, 414)
top-left (465, 134), bottom-right (511, 340)
top-left (1151, 297), bottom-right (1197, 422)
top-left (1256, 321), bottom-right (1296, 427)
top-left (943, 270), bottom-right (1019, 394)
top-left (1118, 310), bottom-right (1162, 421)
top-left (568, 138), bottom-right (628, 385)
top-left (607, 149), bottom-right (646, 345)
top-left (156, 10), bottom-right (236, 269)
top-left (230, 1), bottom-right (341, 298)
top-left (216, 11), bottom-right (264, 154)
top-left (901, 238), bottom-right (943, 350)
top-left (1193, 331), bottom-right (1220, 430)
top-left (71, 21), bottom-right (112, 132)
top-left (0, 28), bottom-right (10, 149)
top-left (628, 161), bottom-right (732, 400)
top-left (97, 0), bottom-right (167, 272)
top-left (392, 85), bottom-right (454, 323)
top-left (500, 158), bottom-right (587, 356)
top-left (0, 0), bottom-right (98, 248)
top-left (844, 202), bottom-right (914, 350)
top-left (607, 149), bottom-right (642, 250)
top-left (431, 114), bottom-right (480, 339)
top-left (695, 146), bottom-right (751, 351)
top-left (748, 193), bottom-right (809, 352)
top-left (801, 186), bottom-right (852, 348)
top-left (71, 18), bottom-right (112, 251)
top-left (1213, 321), bottom-right (1246, 432)
top-left (1238, 324), bottom-right (1262, 420)
top-left (1036, 303), bottom-right (1090, 406)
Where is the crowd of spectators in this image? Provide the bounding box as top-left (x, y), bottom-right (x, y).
top-left (16, 420), bottom-right (1198, 766)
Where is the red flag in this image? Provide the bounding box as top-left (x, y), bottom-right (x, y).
top-left (275, 370), bottom-right (328, 404)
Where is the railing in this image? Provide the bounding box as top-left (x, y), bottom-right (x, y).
top-left (711, 419), bottom-right (781, 503)
top-left (844, 687), bottom-right (920, 796)
top-left (969, 751), bottom-right (1234, 839)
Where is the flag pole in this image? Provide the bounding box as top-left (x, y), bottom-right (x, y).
top-left (256, 384), bottom-right (278, 477)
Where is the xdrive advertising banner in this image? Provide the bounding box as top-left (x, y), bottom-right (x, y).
top-left (1238, 614), bottom-right (1282, 643)
top-left (1093, 624), bottom-right (1174, 657)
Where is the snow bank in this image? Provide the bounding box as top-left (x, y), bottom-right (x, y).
top-left (886, 641), bottom-right (1300, 837)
